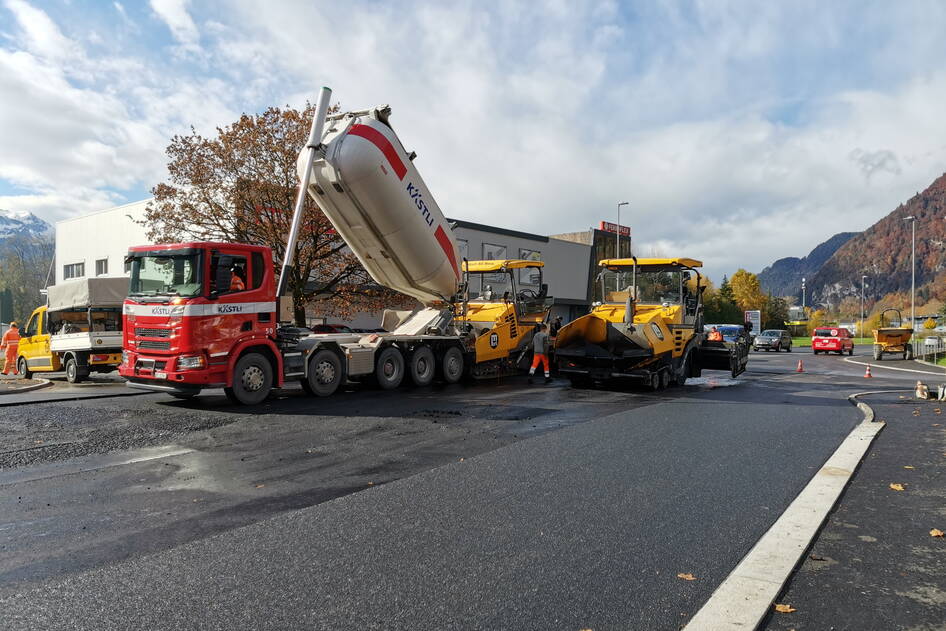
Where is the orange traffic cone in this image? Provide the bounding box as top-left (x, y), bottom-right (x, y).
top-left (864, 364), bottom-right (873, 378)
top-left (796, 359), bottom-right (804, 373)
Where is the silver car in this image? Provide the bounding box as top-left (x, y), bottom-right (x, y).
top-left (754, 329), bottom-right (792, 352)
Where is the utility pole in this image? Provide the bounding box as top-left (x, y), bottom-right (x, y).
top-left (861, 275), bottom-right (867, 338)
top-left (905, 216), bottom-right (916, 330)
top-left (801, 277), bottom-right (806, 314)
top-left (617, 201), bottom-right (629, 258)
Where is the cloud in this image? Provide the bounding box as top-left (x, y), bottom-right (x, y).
top-left (149, 0), bottom-right (199, 48)
top-left (2, 0), bottom-right (946, 283)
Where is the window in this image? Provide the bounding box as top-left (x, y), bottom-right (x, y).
top-left (63, 262), bottom-right (85, 280)
top-left (518, 248), bottom-right (541, 285)
top-left (124, 259), bottom-right (132, 274)
top-left (210, 254), bottom-right (248, 294)
top-left (482, 243), bottom-right (507, 283)
top-left (251, 252), bottom-right (265, 289)
top-left (95, 258), bottom-right (108, 276)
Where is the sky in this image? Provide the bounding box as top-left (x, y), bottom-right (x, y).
top-left (2, 0), bottom-right (946, 281)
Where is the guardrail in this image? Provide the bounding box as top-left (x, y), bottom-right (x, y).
top-left (914, 336), bottom-right (946, 364)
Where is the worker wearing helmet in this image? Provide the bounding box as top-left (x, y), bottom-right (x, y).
top-left (1, 321), bottom-right (20, 375)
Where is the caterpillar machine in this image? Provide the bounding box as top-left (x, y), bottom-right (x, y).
top-left (554, 257), bottom-right (749, 389)
top-left (122, 87), bottom-right (552, 404)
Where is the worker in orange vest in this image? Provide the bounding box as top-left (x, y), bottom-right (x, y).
top-left (1, 321), bottom-right (20, 375)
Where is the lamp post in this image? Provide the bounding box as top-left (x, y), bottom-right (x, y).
top-left (860, 275), bottom-right (867, 338)
top-left (904, 216), bottom-right (916, 330)
top-left (801, 277), bottom-right (806, 313)
top-left (617, 201), bottom-right (629, 258)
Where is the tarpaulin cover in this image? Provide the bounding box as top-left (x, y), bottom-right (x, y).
top-left (46, 277), bottom-right (129, 311)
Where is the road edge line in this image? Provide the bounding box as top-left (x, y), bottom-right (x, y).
top-left (682, 391), bottom-right (896, 630)
top-left (842, 356), bottom-right (944, 376)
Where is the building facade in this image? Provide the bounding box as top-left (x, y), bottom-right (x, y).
top-left (55, 200), bottom-right (150, 285)
top-left (55, 200), bottom-right (600, 326)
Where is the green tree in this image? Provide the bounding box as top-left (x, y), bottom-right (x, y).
top-left (763, 294), bottom-right (789, 330)
top-left (0, 233), bottom-right (54, 323)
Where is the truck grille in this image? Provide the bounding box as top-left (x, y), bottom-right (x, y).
top-left (136, 328), bottom-right (171, 338)
top-left (137, 340), bottom-right (171, 351)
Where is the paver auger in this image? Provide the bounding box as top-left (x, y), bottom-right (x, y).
top-left (555, 257), bottom-right (749, 389)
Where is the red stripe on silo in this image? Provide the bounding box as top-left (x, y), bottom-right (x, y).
top-left (348, 124), bottom-right (407, 180)
top-left (435, 225), bottom-right (460, 279)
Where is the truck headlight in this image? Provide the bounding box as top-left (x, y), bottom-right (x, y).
top-left (176, 355), bottom-right (206, 370)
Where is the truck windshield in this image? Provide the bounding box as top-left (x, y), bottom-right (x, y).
top-left (128, 253), bottom-right (202, 297)
top-left (598, 269), bottom-right (683, 305)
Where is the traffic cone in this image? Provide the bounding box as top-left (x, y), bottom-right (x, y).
top-left (864, 364), bottom-right (873, 378)
top-left (796, 359), bottom-right (804, 373)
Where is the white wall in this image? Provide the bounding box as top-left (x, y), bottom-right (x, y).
top-left (55, 199), bottom-right (152, 285)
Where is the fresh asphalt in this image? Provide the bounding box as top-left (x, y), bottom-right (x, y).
top-left (0, 346), bottom-right (930, 630)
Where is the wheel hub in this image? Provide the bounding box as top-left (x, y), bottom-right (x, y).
top-left (315, 360), bottom-right (336, 384)
top-left (383, 360), bottom-right (396, 378)
top-left (242, 365), bottom-right (265, 391)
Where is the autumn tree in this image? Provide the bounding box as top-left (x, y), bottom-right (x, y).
top-left (145, 104), bottom-right (410, 325)
top-left (729, 269), bottom-right (765, 312)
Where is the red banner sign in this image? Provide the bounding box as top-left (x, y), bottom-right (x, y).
top-left (599, 221), bottom-right (630, 237)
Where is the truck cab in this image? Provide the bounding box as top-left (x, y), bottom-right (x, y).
top-left (17, 306), bottom-right (57, 376)
top-left (120, 242), bottom-right (285, 404)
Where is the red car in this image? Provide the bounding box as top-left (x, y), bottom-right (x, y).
top-left (812, 327), bottom-right (854, 355)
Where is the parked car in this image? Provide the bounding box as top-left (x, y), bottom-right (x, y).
top-left (754, 329), bottom-right (792, 352)
top-left (812, 327), bottom-right (854, 355)
top-left (311, 323), bottom-right (354, 334)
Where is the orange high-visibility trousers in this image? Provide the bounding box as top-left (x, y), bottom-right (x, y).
top-left (530, 353), bottom-right (550, 377)
top-left (2, 347), bottom-right (17, 375)
top-left (1, 328), bottom-right (19, 375)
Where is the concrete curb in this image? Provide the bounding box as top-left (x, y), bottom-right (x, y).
top-left (0, 378), bottom-right (53, 395)
top-left (683, 390), bottom-right (901, 630)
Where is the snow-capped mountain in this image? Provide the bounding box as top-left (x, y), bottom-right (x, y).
top-left (0, 209), bottom-right (51, 242)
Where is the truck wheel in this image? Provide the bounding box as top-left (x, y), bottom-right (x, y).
top-left (302, 349), bottom-right (343, 397)
top-left (409, 346), bottom-right (435, 387)
top-left (375, 347), bottom-right (404, 390)
top-left (225, 352), bottom-right (273, 405)
top-left (873, 345), bottom-right (882, 361)
top-left (440, 347), bottom-right (464, 384)
top-left (65, 357), bottom-right (85, 384)
top-left (905, 344), bottom-right (913, 361)
top-left (17, 357), bottom-right (32, 379)
top-left (659, 369), bottom-right (671, 389)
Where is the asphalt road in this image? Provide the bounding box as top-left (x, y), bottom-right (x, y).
top-left (0, 347), bottom-right (931, 629)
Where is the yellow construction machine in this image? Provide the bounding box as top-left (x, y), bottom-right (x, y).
top-left (555, 257), bottom-right (749, 389)
top-left (454, 259), bottom-right (552, 378)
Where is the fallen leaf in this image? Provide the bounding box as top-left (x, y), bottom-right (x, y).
top-left (367, 481), bottom-right (374, 486)
top-left (890, 483), bottom-right (906, 491)
top-left (931, 529), bottom-right (944, 538)
top-left (459, 458), bottom-right (465, 462)
top-left (935, 409), bottom-right (942, 414)
top-left (933, 424), bottom-right (941, 427)
top-left (677, 573), bottom-right (697, 581)
top-left (255, 484), bottom-right (265, 488)
top-left (773, 604), bottom-right (796, 613)
top-left (904, 465), bottom-right (915, 469)
top-left (34, 440), bottom-right (43, 444)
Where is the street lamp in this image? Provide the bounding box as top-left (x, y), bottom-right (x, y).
top-left (617, 201), bottom-right (629, 258)
top-left (801, 277), bottom-right (806, 312)
top-left (860, 275), bottom-right (867, 338)
top-left (904, 216), bottom-right (916, 330)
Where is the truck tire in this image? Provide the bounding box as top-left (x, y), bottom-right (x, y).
top-left (905, 344), bottom-right (913, 361)
top-left (17, 356), bottom-right (32, 379)
top-left (873, 345), bottom-right (883, 361)
top-left (409, 346), bottom-right (435, 387)
top-left (302, 349), bottom-right (343, 397)
top-left (225, 352), bottom-right (273, 405)
top-left (440, 347), bottom-right (464, 384)
top-left (65, 357), bottom-right (86, 384)
top-left (375, 347), bottom-right (404, 390)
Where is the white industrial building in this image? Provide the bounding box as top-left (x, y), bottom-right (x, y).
top-left (55, 199), bottom-right (597, 327)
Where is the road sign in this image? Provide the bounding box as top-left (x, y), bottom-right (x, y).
top-left (745, 310), bottom-right (761, 334)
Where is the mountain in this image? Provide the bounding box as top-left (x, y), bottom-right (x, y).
top-left (0, 209), bottom-right (51, 242)
top-left (810, 172), bottom-right (946, 307)
top-left (758, 232), bottom-right (858, 297)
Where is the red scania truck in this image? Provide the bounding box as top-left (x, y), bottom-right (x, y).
top-left (120, 88), bottom-right (551, 404)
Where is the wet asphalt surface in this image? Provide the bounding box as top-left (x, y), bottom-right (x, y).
top-left (0, 347), bottom-right (936, 629)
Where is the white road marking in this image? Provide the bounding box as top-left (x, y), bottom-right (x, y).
top-left (683, 391), bottom-right (896, 630)
top-left (0, 446), bottom-right (195, 486)
top-left (843, 356), bottom-right (945, 376)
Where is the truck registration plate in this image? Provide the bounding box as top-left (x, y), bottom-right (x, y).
top-left (155, 371), bottom-right (167, 379)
